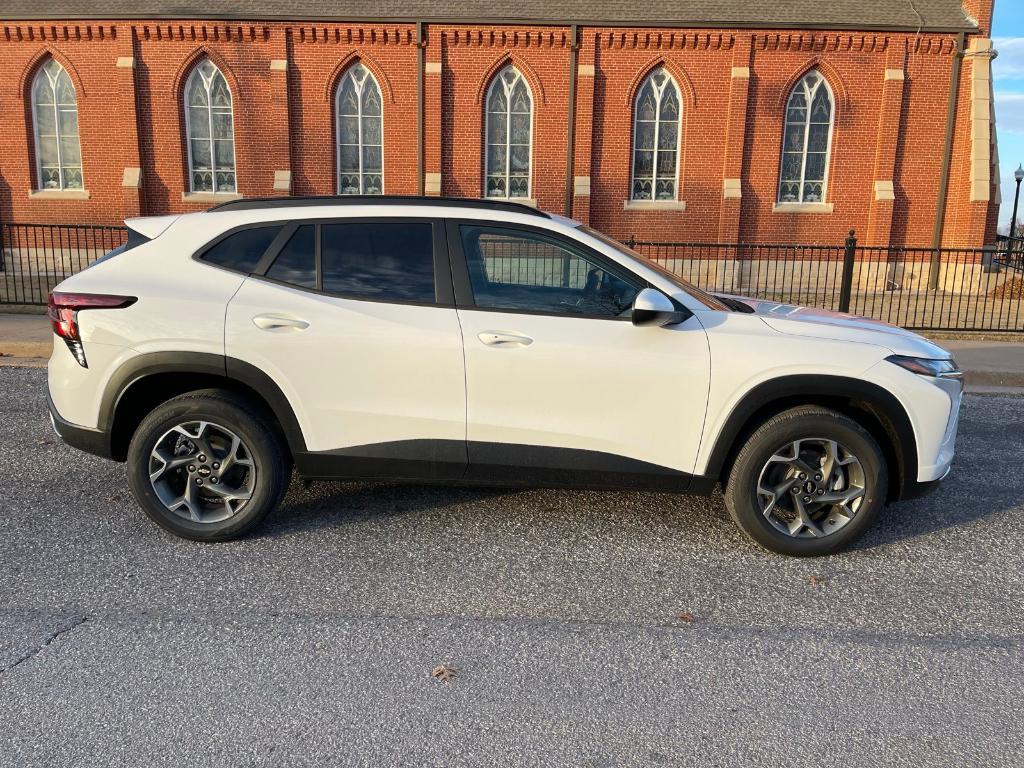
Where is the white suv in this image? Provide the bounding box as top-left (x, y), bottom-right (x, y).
top-left (46, 197), bottom-right (962, 556)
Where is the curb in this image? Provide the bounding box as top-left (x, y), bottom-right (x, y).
top-left (0, 341), bottom-right (51, 359)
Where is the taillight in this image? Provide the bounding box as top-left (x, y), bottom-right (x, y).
top-left (47, 291), bottom-right (137, 367)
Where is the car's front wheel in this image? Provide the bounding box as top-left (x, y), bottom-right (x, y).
top-left (126, 390), bottom-right (291, 541)
top-left (724, 406), bottom-right (888, 556)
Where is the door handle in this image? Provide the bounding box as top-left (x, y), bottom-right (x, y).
top-left (478, 331), bottom-right (533, 347)
top-left (252, 313), bottom-right (310, 332)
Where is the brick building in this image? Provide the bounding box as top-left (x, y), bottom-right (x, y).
top-left (0, 1), bottom-right (1000, 247)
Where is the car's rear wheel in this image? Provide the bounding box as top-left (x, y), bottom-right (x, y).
top-left (724, 406), bottom-right (887, 556)
top-left (126, 390), bottom-right (290, 541)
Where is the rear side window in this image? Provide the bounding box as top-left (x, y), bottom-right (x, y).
top-left (321, 222), bottom-right (435, 303)
top-left (266, 225), bottom-right (316, 288)
top-left (201, 225), bottom-right (282, 273)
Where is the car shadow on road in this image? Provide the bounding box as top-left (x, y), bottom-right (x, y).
top-left (257, 477), bottom-right (524, 540)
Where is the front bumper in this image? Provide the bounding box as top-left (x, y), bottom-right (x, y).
top-left (900, 465), bottom-right (952, 501)
top-left (47, 391), bottom-right (114, 460)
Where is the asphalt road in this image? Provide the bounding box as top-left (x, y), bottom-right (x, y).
top-left (0, 366), bottom-right (1021, 767)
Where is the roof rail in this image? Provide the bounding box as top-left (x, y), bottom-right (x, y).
top-left (207, 194), bottom-right (550, 218)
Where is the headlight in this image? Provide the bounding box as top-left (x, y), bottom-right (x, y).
top-left (885, 354), bottom-right (963, 380)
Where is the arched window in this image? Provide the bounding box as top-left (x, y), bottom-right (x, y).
top-left (32, 59), bottom-right (83, 191)
top-left (778, 71), bottom-right (834, 204)
top-left (184, 59), bottom-right (236, 194)
top-left (336, 63), bottom-right (383, 195)
top-left (485, 66), bottom-right (532, 199)
top-left (631, 68), bottom-right (681, 201)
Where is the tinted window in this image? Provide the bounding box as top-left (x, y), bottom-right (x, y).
top-left (201, 226), bottom-right (281, 273)
top-left (321, 222), bottom-right (435, 302)
top-left (460, 225), bottom-right (641, 317)
top-left (266, 225), bottom-right (316, 288)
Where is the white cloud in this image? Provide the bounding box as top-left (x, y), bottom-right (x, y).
top-left (996, 91), bottom-right (1024, 133)
top-left (993, 37), bottom-right (1024, 80)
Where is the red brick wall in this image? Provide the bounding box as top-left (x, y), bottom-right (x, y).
top-left (0, 17), bottom-right (998, 249)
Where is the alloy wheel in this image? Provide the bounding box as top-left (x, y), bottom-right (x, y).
top-left (755, 437), bottom-right (866, 539)
top-left (148, 420), bottom-right (256, 524)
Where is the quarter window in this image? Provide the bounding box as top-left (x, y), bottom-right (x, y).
top-left (201, 226), bottom-right (283, 273)
top-left (266, 225), bottom-right (316, 288)
top-left (778, 71), bottom-right (834, 204)
top-left (459, 225), bottom-right (641, 317)
top-left (631, 68), bottom-right (681, 201)
top-left (32, 59), bottom-right (83, 191)
top-left (185, 59), bottom-right (236, 194)
top-left (336, 64), bottom-right (384, 195)
top-left (321, 223), bottom-right (435, 302)
top-left (485, 67), bottom-right (532, 199)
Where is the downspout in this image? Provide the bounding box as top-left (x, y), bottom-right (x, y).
top-left (416, 21), bottom-right (425, 196)
top-left (564, 24), bottom-right (580, 217)
top-left (929, 31), bottom-right (965, 287)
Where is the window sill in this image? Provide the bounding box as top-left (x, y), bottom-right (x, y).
top-left (772, 202), bottom-right (834, 214)
top-left (28, 189), bottom-right (91, 201)
top-left (623, 200), bottom-right (686, 211)
top-left (182, 192), bottom-right (243, 203)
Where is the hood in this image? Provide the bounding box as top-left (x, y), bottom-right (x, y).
top-left (719, 294), bottom-right (952, 359)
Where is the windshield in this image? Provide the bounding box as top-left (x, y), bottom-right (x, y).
top-left (577, 226), bottom-right (729, 311)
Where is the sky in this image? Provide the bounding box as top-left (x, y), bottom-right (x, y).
top-left (994, 1), bottom-right (1024, 230)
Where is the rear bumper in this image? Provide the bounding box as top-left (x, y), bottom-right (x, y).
top-left (47, 391), bottom-right (114, 460)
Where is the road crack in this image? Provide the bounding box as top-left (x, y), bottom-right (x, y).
top-left (0, 614), bottom-right (89, 675)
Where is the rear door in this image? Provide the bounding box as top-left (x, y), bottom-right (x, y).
top-left (224, 217), bottom-right (467, 480)
top-left (448, 220), bottom-right (711, 488)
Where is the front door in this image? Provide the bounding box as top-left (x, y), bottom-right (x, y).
top-left (448, 221), bottom-right (711, 488)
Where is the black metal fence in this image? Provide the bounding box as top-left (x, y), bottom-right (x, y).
top-left (1, 220), bottom-right (1021, 331)
top-left (628, 232), bottom-right (1022, 332)
top-left (996, 234), bottom-right (1024, 272)
top-left (0, 222), bottom-right (127, 306)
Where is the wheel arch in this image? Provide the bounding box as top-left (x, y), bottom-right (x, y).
top-left (705, 375), bottom-right (918, 502)
top-left (102, 352), bottom-right (307, 461)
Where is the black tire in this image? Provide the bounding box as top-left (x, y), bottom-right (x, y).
top-left (724, 406), bottom-right (888, 557)
top-left (126, 389), bottom-right (291, 542)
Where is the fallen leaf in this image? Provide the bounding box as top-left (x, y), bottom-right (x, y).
top-left (105, 495), bottom-right (121, 503)
top-left (676, 612), bottom-right (696, 624)
top-left (431, 663), bottom-right (457, 683)
top-left (808, 575), bottom-right (827, 586)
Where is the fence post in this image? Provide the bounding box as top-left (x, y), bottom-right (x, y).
top-left (838, 229), bottom-right (857, 313)
top-left (626, 234), bottom-right (636, 250)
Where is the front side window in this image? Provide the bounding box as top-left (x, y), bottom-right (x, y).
top-left (185, 59), bottom-right (236, 194)
top-left (32, 59), bottom-right (83, 191)
top-left (460, 225), bottom-right (641, 317)
top-left (778, 71), bottom-right (834, 204)
top-left (201, 225), bottom-right (282, 273)
top-left (336, 63), bottom-right (383, 195)
top-left (631, 68), bottom-right (680, 201)
top-left (485, 67), bottom-right (532, 199)
top-left (321, 222), bottom-right (434, 302)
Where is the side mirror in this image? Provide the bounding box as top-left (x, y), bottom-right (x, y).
top-left (631, 288), bottom-right (687, 327)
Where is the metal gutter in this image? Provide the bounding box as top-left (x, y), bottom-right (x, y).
top-left (930, 30), bottom-right (966, 285)
top-left (564, 24), bottom-right (579, 218)
top-left (0, 14), bottom-right (978, 34)
top-left (416, 20), bottom-right (425, 196)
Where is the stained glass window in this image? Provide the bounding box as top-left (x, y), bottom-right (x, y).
top-left (631, 68), bottom-right (680, 201)
top-left (185, 60), bottom-right (236, 194)
top-left (778, 71), bottom-right (834, 204)
top-left (32, 60), bottom-right (83, 191)
top-left (336, 63), bottom-right (384, 195)
top-left (485, 66), bottom-right (532, 199)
